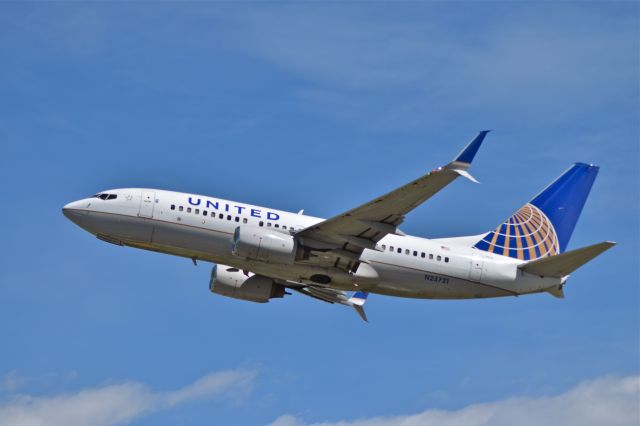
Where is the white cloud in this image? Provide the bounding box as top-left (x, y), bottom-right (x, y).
top-left (270, 375), bottom-right (640, 426)
top-left (0, 369), bottom-right (256, 426)
top-left (0, 371), bottom-right (27, 394)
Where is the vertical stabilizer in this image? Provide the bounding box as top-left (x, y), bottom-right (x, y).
top-left (474, 163), bottom-right (599, 260)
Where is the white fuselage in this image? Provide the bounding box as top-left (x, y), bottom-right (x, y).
top-left (63, 188), bottom-right (562, 299)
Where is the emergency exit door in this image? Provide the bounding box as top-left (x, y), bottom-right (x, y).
top-left (469, 254), bottom-right (484, 282)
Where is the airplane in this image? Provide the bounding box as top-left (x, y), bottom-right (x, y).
top-left (62, 131), bottom-right (615, 321)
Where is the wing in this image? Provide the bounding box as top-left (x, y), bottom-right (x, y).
top-left (289, 283), bottom-right (370, 322)
top-left (295, 131), bottom-right (490, 272)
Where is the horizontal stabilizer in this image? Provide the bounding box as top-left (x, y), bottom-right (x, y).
top-left (546, 286), bottom-right (565, 299)
top-left (519, 241), bottom-right (615, 278)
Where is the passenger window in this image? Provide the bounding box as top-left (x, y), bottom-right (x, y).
top-left (227, 215), bottom-right (232, 221)
top-left (211, 212), bottom-right (215, 217)
top-left (187, 207), bottom-right (192, 213)
top-left (397, 248), bottom-right (402, 253)
top-left (437, 255), bottom-right (442, 261)
top-left (274, 224), bottom-right (279, 228)
top-left (429, 254), bottom-right (433, 260)
top-left (390, 246), bottom-right (394, 251)
top-left (382, 245), bottom-right (386, 250)
top-left (445, 257), bottom-right (449, 263)
top-left (405, 249), bottom-right (410, 255)
top-left (219, 213), bottom-right (223, 219)
top-left (243, 218), bottom-right (248, 224)
top-left (413, 251), bottom-right (417, 256)
top-left (259, 221), bottom-right (264, 227)
top-left (421, 252), bottom-right (425, 258)
top-left (170, 205), bottom-right (175, 210)
top-left (179, 206), bottom-right (183, 212)
top-left (267, 222), bottom-right (272, 227)
top-left (235, 217), bottom-right (240, 222)
top-left (195, 209), bottom-right (199, 214)
top-left (203, 210), bottom-right (207, 216)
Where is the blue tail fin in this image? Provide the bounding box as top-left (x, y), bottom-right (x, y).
top-left (474, 163), bottom-right (599, 260)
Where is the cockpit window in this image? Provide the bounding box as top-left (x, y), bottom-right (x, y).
top-left (93, 193), bottom-right (117, 200)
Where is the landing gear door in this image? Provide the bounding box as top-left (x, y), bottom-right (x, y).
top-left (469, 254), bottom-right (484, 282)
top-left (139, 190), bottom-right (155, 218)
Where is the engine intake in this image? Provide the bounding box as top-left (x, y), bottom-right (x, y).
top-left (232, 226), bottom-right (297, 265)
top-left (209, 264), bottom-right (286, 303)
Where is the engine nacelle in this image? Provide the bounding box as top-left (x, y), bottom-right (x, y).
top-left (209, 264), bottom-right (286, 303)
top-left (232, 226), bottom-right (297, 265)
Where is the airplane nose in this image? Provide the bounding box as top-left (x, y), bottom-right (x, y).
top-left (62, 200), bottom-right (89, 224)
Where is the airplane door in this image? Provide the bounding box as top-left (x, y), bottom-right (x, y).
top-left (469, 254), bottom-right (484, 282)
top-left (138, 190), bottom-right (155, 218)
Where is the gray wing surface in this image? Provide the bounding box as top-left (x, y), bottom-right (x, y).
top-left (295, 131), bottom-right (490, 271)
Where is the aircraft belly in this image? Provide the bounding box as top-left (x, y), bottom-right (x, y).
top-left (151, 220), bottom-right (231, 256)
top-left (370, 260), bottom-right (512, 299)
top-left (88, 213), bottom-right (232, 264)
top-left (87, 211), bottom-right (154, 243)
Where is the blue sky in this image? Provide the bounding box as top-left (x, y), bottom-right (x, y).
top-left (0, 2), bottom-right (638, 425)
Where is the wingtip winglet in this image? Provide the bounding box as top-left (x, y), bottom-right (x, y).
top-left (354, 305), bottom-right (369, 322)
top-left (349, 291), bottom-right (369, 322)
top-left (453, 130), bottom-right (491, 164)
top-left (349, 291), bottom-right (369, 306)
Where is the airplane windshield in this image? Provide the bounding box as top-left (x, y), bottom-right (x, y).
top-left (93, 193), bottom-right (117, 200)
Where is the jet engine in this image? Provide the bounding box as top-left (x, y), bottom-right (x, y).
top-left (209, 264), bottom-right (286, 303)
top-left (232, 226), bottom-right (297, 265)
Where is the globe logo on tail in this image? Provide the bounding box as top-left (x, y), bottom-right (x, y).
top-left (474, 204), bottom-right (559, 260)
